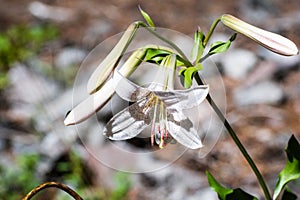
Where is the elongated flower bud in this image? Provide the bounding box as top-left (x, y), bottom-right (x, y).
top-left (87, 22), bottom-right (139, 94)
top-left (64, 48), bottom-right (147, 126)
top-left (221, 14), bottom-right (298, 56)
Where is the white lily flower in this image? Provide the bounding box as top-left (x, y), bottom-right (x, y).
top-left (64, 45), bottom-right (176, 126)
top-left (104, 54), bottom-right (209, 149)
top-left (221, 14), bottom-right (299, 56)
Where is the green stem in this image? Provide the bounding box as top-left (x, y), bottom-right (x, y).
top-left (141, 19), bottom-right (271, 199)
top-left (194, 74), bottom-right (272, 200)
top-left (138, 22), bottom-right (190, 62)
top-left (203, 17), bottom-right (221, 47)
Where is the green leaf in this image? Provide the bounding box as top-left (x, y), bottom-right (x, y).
top-left (144, 48), bottom-right (171, 63)
top-left (176, 54), bottom-right (192, 67)
top-left (273, 135), bottom-right (300, 200)
top-left (208, 33), bottom-right (237, 55)
top-left (144, 49), bottom-right (189, 67)
top-left (0, 72), bottom-right (8, 89)
top-left (191, 28), bottom-right (205, 63)
top-left (208, 41), bottom-right (230, 55)
top-left (138, 6), bottom-right (155, 28)
top-left (282, 188), bottom-right (297, 200)
top-left (179, 63), bottom-right (203, 88)
top-left (206, 171), bottom-right (258, 200)
top-left (183, 68), bottom-right (197, 88)
top-left (207, 171), bottom-right (233, 199)
top-left (178, 67), bottom-right (187, 76)
top-left (229, 32), bottom-right (237, 42)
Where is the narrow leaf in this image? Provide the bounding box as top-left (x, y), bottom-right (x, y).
top-left (176, 54), bottom-right (192, 67)
top-left (178, 67), bottom-right (186, 76)
top-left (208, 33), bottom-right (236, 55)
top-left (183, 68), bottom-right (196, 88)
top-left (273, 135), bottom-right (300, 200)
top-left (182, 63), bottom-right (203, 88)
top-left (139, 6), bottom-right (155, 28)
top-left (190, 28), bottom-right (205, 63)
top-left (229, 33), bottom-right (237, 42)
top-left (144, 48), bottom-right (171, 63)
top-left (206, 171), bottom-right (234, 200)
top-left (206, 171), bottom-right (258, 200)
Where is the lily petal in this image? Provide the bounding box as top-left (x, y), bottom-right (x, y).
top-left (113, 68), bottom-right (150, 102)
top-left (153, 85), bottom-right (209, 111)
top-left (221, 14), bottom-right (299, 56)
top-left (167, 110), bottom-right (203, 149)
top-left (104, 98), bottom-right (152, 140)
top-left (64, 78), bottom-right (114, 126)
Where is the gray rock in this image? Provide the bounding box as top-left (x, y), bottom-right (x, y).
top-left (8, 64), bottom-right (59, 104)
top-left (188, 188), bottom-right (218, 200)
top-left (234, 81), bottom-right (284, 106)
top-left (39, 130), bottom-right (70, 159)
top-left (222, 49), bottom-right (257, 80)
top-left (44, 83), bottom-right (87, 121)
top-left (238, 0), bottom-right (275, 22)
top-left (28, 1), bottom-right (75, 22)
top-left (83, 20), bottom-right (112, 46)
top-left (138, 164), bottom-right (207, 200)
top-left (55, 48), bottom-right (87, 69)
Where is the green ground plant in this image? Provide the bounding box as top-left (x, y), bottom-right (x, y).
top-left (0, 24), bottom-right (58, 89)
top-left (0, 153), bottom-right (40, 200)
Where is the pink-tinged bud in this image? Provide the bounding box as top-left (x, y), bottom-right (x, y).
top-left (221, 14), bottom-right (299, 56)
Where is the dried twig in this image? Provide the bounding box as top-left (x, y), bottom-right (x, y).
top-left (22, 182), bottom-right (84, 200)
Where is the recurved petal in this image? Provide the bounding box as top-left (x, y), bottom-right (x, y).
top-left (153, 85), bottom-right (209, 111)
top-left (113, 69), bottom-right (150, 102)
top-left (104, 98), bottom-right (152, 140)
top-left (221, 14), bottom-right (299, 56)
top-left (167, 110), bottom-right (203, 149)
top-left (64, 78), bottom-right (114, 126)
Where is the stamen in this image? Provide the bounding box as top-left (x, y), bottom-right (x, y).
top-left (159, 126), bottom-right (164, 148)
top-left (159, 138), bottom-right (164, 148)
top-left (151, 97), bottom-right (160, 146)
top-left (164, 107), bottom-right (168, 140)
top-left (150, 121), bottom-right (155, 146)
top-left (155, 125), bottom-right (161, 145)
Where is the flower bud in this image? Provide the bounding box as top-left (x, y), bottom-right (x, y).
top-left (221, 14), bottom-right (298, 56)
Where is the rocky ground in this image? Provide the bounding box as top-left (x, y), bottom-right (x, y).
top-left (0, 0), bottom-right (300, 199)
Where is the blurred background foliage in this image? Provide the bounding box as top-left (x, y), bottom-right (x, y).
top-left (0, 24), bottom-right (58, 89)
